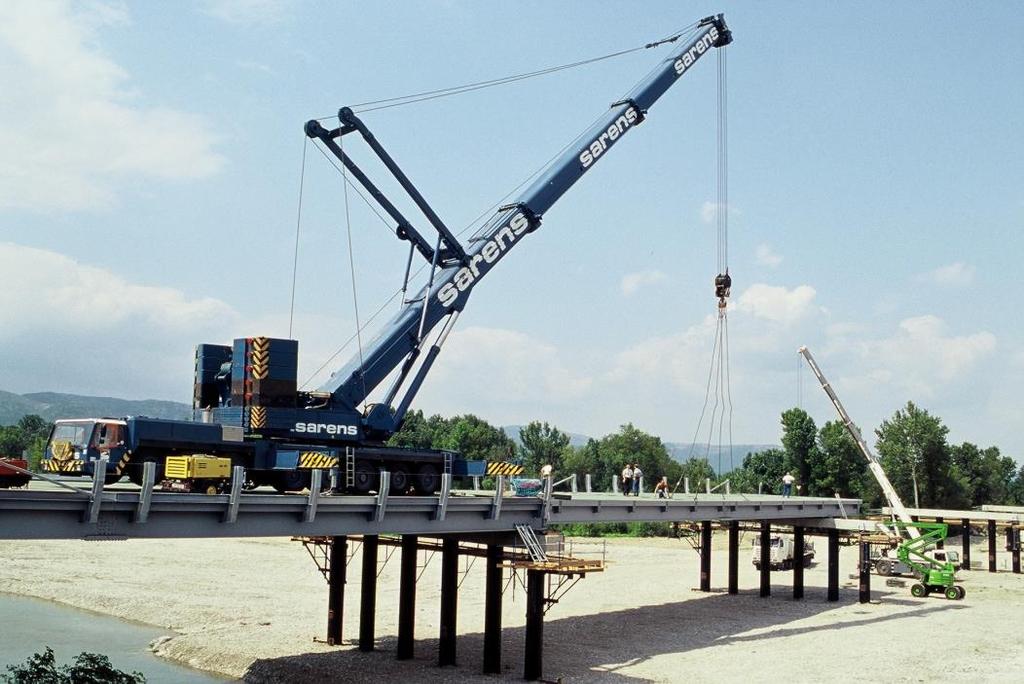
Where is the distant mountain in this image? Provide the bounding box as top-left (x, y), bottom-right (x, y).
top-left (502, 424), bottom-right (775, 472)
top-left (0, 390), bottom-right (191, 425)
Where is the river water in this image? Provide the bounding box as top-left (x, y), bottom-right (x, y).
top-left (0, 594), bottom-right (228, 682)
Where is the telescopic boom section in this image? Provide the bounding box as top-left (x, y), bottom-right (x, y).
top-left (798, 346), bottom-right (920, 538)
top-left (312, 15), bottom-right (732, 434)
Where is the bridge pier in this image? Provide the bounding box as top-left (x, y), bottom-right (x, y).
top-left (727, 520), bottom-right (738, 594)
top-left (524, 569), bottom-right (545, 681)
top-left (397, 534), bottom-right (417, 660)
top-left (439, 537), bottom-right (459, 666)
top-left (483, 544), bottom-right (503, 674)
top-left (961, 519), bottom-right (971, 570)
top-left (359, 535), bottom-right (378, 651)
top-left (327, 535), bottom-right (347, 645)
top-left (792, 526), bottom-right (804, 600)
top-left (1010, 526), bottom-right (1021, 574)
top-left (858, 536), bottom-right (871, 603)
top-left (759, 521), bottom-right (770, 597)
top-left (988, 519), bottom-right (997, 573)
top-left (700, 520), bottom-right (712, 592)
top-left (827, 529), bottom-right (839, 602)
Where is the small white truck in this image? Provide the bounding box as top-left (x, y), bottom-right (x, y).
top-left (752, 535), bottom-right (815, 571)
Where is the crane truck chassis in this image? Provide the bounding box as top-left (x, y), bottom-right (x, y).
top-left (38, 15), bottom-right (734, 495)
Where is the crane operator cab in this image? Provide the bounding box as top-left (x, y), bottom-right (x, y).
top-left (41, 419), bottom-right (128, 484)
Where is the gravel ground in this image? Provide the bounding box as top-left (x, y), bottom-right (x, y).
top-left (1, 532), bottom-right (1022, 682)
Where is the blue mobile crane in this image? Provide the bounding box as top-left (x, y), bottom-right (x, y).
top-left (41, 15), bottom-right (732, 493)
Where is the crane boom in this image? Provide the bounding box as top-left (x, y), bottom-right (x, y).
top-left (797, 346), bottom-right (919, 538)
top-left (303, 15), bottom-right (732, 439)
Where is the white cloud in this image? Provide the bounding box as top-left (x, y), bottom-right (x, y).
top-left (417, 326), bottom-right (592, 416)
top-left (919, 262), bottom-right (975, 287)
top-left (201, 0), bottom-right (292, 25)
top-left (0, 1), bottom-right (223, 212)
top-left (620, 269), bottom-right (668, 296)
top-left (755, 243), bottom-right (783, 268)
top-left (700, 201), bottom-right (739, 225)
top-left (0, 242), bottom-right (239, 397)
top-left (734, 284), bottom-right (817, 324)
top-left (849, 315), bottom-right (996, 398)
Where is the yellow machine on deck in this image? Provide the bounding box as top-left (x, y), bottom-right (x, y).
top-left (163, 455), bottom-right (232, 494)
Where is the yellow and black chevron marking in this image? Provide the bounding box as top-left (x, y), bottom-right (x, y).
top-left (250, 336), bottom-right (270, 380)
top-left (41, 459), bottom-right (84, 473)
top-left (486, 462), bottom-right (525, 477)
top-left (114, 452), bottom-right (132, 475)
top-left (250, 406), bottom-right (267, 429)
top-left (297, 452), bottom-right (340, 469)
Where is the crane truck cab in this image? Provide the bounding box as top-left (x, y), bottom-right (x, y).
top-left (41, 419), bottom-right (128, 484)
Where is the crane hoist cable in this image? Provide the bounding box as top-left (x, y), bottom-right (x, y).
top-left (674, 42), bottom-right (732, 492)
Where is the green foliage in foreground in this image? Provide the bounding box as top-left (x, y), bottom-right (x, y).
top-left (2, 648), bottom-right (145, 684)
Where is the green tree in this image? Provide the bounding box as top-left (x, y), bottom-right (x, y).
top-left (2, 648), bottom-right (145, 684)
top-left (438, 414), bottom-right (516, 463)
top-left (814, 420), bottom-right (875, 501)
top-left (518, 421), bottom-right (571, 475)
top-left (388, 409), bottom-right (435, 449)
top-left (781, 408), bottom-right (818, 493)
top-left (950, 443), bottom-right (1017, 506)
top-left (729, 448), bottom-right (789, 494)
top-left (875, 401), bottom-right (962, 508)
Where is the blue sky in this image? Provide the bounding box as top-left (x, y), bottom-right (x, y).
top-left (1, 1), bottom-right (1022, 460)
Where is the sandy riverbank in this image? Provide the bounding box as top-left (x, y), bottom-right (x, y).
top-left (1, 533), bottom-right (1022, 682)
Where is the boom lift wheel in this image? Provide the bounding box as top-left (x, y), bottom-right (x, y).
top-left (910, 583), bottom-right (927, 598)
top-left (944, 586), bottom-right (960, 600)
top-left (955, 585), bottom-right (966, 600)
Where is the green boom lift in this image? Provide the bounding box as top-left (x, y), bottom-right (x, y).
top-left (799, 346), bottom-right (964, 600)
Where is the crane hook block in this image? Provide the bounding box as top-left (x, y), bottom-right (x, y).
top-left (714, 272), bottom-right (732, 300)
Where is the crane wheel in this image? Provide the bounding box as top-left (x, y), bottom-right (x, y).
top-left (389, 469), bottom-right (409, 495)
top-left (415, 464), bottom-right (440, 496)
top-left (351, 460), bottom-right (376, 494)
top-left (875, 560), bottom-right (892, 576)
top-left (910, 583), bottom-right (927, 598)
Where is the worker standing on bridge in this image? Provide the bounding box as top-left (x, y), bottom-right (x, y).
top-left (632, 463), bottom-right (643, 496)
top-left (621, 464), bottom-right (633, 496)
top-left (782, 472), bottom-right (795, 497)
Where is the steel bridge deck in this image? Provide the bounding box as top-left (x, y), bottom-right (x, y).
top-left (0, 487), bottom-right (859, 541)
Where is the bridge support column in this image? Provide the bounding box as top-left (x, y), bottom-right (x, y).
top-left (327, 535), bottom-right (347, 645)
top-left (759, 521), bottom-right (771, 598)
top-left (792, 526), bottom-right (805, 600)
top-left (700, 520), bottom-right (712, 592)
top-left (988, 520), bottom-right (998, 573)
top-left (397, 534), bottom-right (417, 660)
top-left (858, 536), bottom-right (871, 603)
top-left (1009, 526), bottom-right (1021, 574)
top-left (483, 544), bottom-right (503, 674)
top-left (439, 537), bottom-right (458, 667)
top-left (524, 569), bottom-right (545, 681)
top-left (936, 516), bottom-right (944, 549)
top-left (961, 519), bottom-right (971, 570)
top-left (727, 520), bottom-right (739, 595)
top-left (827, 529), bottom-right (839, 602)
top-left (359, 534), bottom-right (378, 652)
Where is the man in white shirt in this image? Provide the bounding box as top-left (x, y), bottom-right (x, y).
top-left (782, 472), bottom-right (795, 497)
top-left (621, 464), bottom-right (633, 496)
